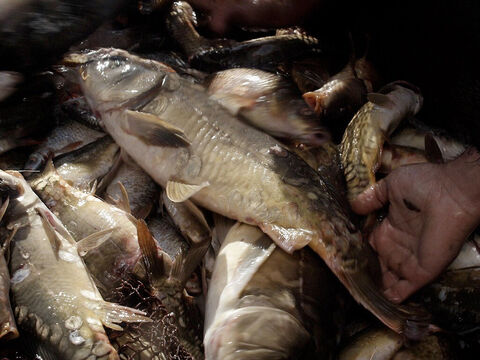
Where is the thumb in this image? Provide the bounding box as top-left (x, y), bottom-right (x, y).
top-left (350, 179), bottom-right (389, 215)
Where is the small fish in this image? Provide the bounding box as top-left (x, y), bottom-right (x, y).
top-left (340, 81), bottom-right (423, 201)
top-left (55, 136), bottom-right (119, 192)
top-left (25, 119), bottom-right (105, 171)
top-left (104, 157), bottom-right (158, 219)
top-left (0, 170), bottom-right (149, 359)
top-left (0, 197), bottom-right (18, 341)
top-left (29, 164), bottom-right (204, 358)
top-left (204, 223), bottom-right (344, 359)
top-left (303, 60), bottom-right (367, 123)
top-left (337, 326), bottom-right (404, 360)
top-left (206, 68), bottom-right (330, 146)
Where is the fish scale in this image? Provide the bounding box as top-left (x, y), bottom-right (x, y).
top-left (73, 48), bottom-right (430, 339)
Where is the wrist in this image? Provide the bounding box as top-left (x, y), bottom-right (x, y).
top-left (444, 147), bottom-right (480, 219)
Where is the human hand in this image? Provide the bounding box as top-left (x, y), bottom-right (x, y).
top-left (350, 148), bottom-right (480, 303)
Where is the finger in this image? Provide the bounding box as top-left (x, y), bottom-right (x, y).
top-left (382, 269), bottom-right (400, 291)
top-left (384, 279), bottom-right (418, 303)
top-left (350, 179), bottom-right (389, 215)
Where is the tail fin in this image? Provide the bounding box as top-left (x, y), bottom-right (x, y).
top-left (343, 269), bottom-right (433, 340)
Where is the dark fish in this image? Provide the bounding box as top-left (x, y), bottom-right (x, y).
top-left (24, 119), bottom-right (105, 171)
top-left (166, 1), bottom-right (322, 72)
top-left (0, 0), bottom-right (129, 71)
top-left (104, 158), bottom-right (158, 219)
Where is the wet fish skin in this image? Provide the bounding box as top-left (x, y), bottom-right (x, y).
top-left (337, 327), bottom-right (404, 360)
top-left (25, 119), bottom-right (105, 171)
top-left (0, 170), bottom-right (147, 360)
top-left (55, 136), bottom-right (119, 192)
top-left (303, 61), bottom-right (367, 125)
top-left (204, 223), bottom-right (342, 359)
top-left (340, 81), bottom-right (423, 201)
top-left (74, 48), bottom-right (431, 339)
top-left (0, 234), bottom-right (18, 341)
top-left (105, 160), bottom-right (158, 219)
top-left (29, 166), bottom-right (203, 358)
top-left (206, 68), bottom-right (330, 147)
top-left (28, 165), bottom-right (146, 297)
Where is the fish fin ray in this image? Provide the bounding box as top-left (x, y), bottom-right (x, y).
top-left (97, 301), bottom-right (151, 330)
top-left (77, 228), bottom-right (115, 256)
top-left (137, 219), bottom-right (166, 280)
top-left (123, 109), bottom-right (190, 148)
top-left (259, 223), bottom-right (311, 254)
top-left (343, 269), bottom-right (431, 340)
top-left (35, 207), bottom-right (76, 246)
top-left (165, 180), bottom-right (209, 203)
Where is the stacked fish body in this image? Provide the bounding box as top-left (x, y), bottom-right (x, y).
top-left (0, 1), bottom-right (478, 358)
top-left (0, 170), bottom-right (149, 359)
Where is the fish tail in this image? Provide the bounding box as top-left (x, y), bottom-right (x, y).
top-left (343, 269), bottom-right (432, 340)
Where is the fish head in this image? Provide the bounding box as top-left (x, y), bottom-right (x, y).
top-left (64, 48), bottom-right (175, 113)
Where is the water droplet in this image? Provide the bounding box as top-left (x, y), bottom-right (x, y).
top-left (69, 330), bottom-right (85, 345)
top-left (11, 267), bottom-right (30, 284)
top-left (65, 316), bottom-right (83, 330)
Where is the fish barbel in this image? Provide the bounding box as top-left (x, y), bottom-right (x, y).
top-left (71, 48), bottom-right (430, 338)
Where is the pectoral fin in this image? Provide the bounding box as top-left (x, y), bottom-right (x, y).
top-left (77, 228), bottom-right (115, 256)
top-left (166, 180), bottom-right (209, 203)
top-left (97, 301), bottom-right (151, 331)
top-left (123, 109), bottom-right (190, 148)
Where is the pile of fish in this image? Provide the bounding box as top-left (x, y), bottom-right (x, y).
top-left (0, 1), bottom-right (478, 359)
